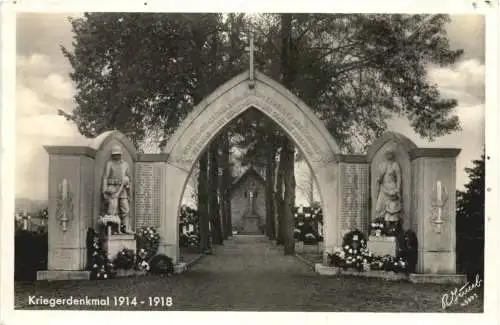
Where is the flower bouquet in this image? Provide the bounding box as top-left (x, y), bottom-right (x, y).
top-left (293, 228), bottom-right (301, 240)
top-left (370, 217), bottom-right (386, 237)
top-left (135, 227), bottom-right (160, 257)
top-left (329, 230), bottom-right (373, 271)
top-left (86, 228), bottom-right (116, 280)
top-left (98, 214), bottom-right (121, 235)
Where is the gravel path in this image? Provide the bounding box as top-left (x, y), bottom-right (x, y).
top-left (15, 235), bottom-right (483, 312)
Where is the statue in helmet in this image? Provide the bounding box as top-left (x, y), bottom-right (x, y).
top-left (102, 145), bottom-right (133, 234)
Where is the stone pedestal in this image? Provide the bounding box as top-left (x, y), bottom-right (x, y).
top-left (37, 146), bottom-right (97, 281)
top-left (102, 234), bottom-right (136, 260)
top-left (241, 214), bottom-right (260, 234)
top-left (410, 148), bottom-right (466, 283)
top-left (367, 236), bottom-right (397, 257)
top-left (411, 149), bottom-right (459, 274)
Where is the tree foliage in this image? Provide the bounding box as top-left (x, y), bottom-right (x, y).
top-left (62, 13), bottom-right (248, 147)
top-left (456, 153), bottom-right (485, 278)
top-left (63, 13), bottom-right (462, 152)
top-left (62, 13), bottom-right (464, 251)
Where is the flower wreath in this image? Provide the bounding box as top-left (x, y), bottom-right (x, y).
top-left (330, 229), bottom-right (372, 271)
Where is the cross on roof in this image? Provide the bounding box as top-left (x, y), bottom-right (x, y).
top-left (244, 31), bottom-right (256, 88)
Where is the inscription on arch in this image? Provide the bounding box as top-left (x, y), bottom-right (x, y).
top-left (170, 90), bottom-right (334, 167)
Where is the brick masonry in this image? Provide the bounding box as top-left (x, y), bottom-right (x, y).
top-left (339, 163), bottom-right (370, 236)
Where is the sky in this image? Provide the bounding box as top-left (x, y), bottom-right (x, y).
top-left (15, 13), bottom-right (486, 203)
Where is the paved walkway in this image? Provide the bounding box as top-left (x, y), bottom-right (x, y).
top-left (192, 235), bottom-right (312, 275)
top-left (15, 235), bottom-right (483, 312)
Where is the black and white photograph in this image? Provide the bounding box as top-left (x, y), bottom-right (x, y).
top-left (1, 2), bottom-right (497, 323)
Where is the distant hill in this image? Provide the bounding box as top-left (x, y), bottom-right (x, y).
top-left (15, 198), bottom-right (48, 215)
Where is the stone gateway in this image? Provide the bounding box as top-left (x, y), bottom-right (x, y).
top-left (38, 69), bottom-right (466, 284)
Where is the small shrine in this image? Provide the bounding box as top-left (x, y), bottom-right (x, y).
top-left (229, 168), bottom-right (266, 234)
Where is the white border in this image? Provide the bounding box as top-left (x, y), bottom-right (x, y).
top-left (1, 1), bottom-right (499, 325)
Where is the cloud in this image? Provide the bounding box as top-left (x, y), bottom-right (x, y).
top-left (385, 57), bottom-right (485, 191)
top-left (447, 15), bottom-right (485, 63)
top-left (428, 58), bottom-right (485, 104)
top-left (16, 53), bottom-right (85, 200)
top-left (14, 13), bottom-right (485, 202)
top-left (17, 53), bottom-right (76, 118)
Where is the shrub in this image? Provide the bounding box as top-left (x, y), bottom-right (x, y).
top-left (149, 254), bottom-right (174, 275)
top-left (396, 230), bottom-right (418, 274)
top-left (113, 248), bottom-right (136, 270)
top-left (15, 230), bottom-right (48, 281)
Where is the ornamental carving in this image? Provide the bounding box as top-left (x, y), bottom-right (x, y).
top-left (56, 178), bottom-right (74, 232)
top-left (429, 180), bottom-right (449, 234)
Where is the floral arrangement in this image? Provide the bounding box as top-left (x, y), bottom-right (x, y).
top-left (330, 229), bottom-right (372, 271)
top-left (293, 205), bottom-right (323, 243)
top-left (86, 228), bottom-right (116, 279)
top-left (293, 228), bottom-right (301, 240)
top-left (134, 226), bottom-right (161, 271)
top-left (329, 229), bottom-right (411, 274)
top-left (369, 217), bottom-right (386, 236)
top-left (98, 214), bottom-right (121, 235)
top-left (179, 205), bottom-right (200, 247)
top-left (113, 248), bottom-right (136, 270)
top-left (180, 232), bottom-right (200, 247)
top-left (136, 227), bottom-right (160, 255)
top-left (369, 255), bottom-right (408, 273)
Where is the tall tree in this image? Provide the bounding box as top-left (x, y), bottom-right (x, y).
top-left (209, 141), bottom-right (224, 245)
top-left (197, 151), bottom-right (210, 253)
top-left (219, 131), bottom-right (233, 239)
top-left (278, 13), bottom-right (297, 254)
top-left (456, 153), bottom-right (485, 279)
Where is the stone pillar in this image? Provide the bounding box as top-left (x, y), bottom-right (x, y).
top-left (37, 146), bottom-right (96, 280)
top-left (160, 161), bottom-right (190, 264)
top-left (409, 148), bottom-right (466, 283)
top-left (313, 160), bottom-right (340, 265)
top-left (337, 155), bottom-right (370, 237)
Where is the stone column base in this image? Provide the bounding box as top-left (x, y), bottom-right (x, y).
top-left (174, 262), bottom-right (188, 274)
top-left (102, 234), bottom-right (136, 260)
top-left (409, 273), bottom-right (467, 284)
top-left (367, 236), bottom-right (397, 256)
top-left (37, 270), bottom-right (91, 281)
top-left (315, 264), bottom-right (340, 276)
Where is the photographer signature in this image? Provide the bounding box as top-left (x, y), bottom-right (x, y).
top-left (441, 274), bottom-right (482, 309)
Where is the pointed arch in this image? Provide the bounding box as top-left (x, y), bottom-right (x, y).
top-left (160, 70), bottom-right (341, 262)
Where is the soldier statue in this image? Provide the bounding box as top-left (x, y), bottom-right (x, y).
top-left (102, 145), bottom-right (133, 234)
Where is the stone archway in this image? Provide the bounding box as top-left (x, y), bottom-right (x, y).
top-left (160, 70), bottom-right (342, 263)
